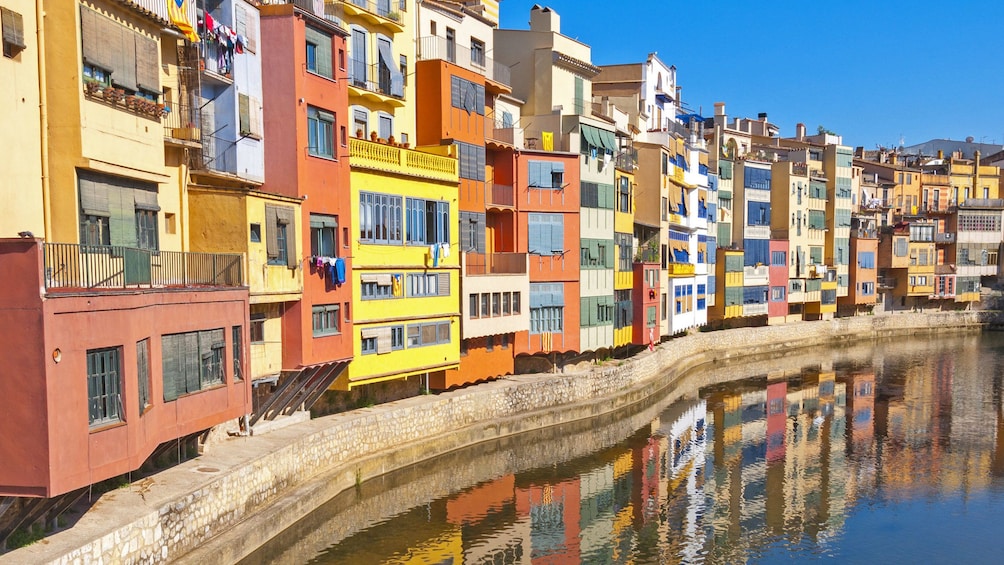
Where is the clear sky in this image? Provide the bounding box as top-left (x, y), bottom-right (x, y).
top-left (497, 0), bottom-right (1004, 151)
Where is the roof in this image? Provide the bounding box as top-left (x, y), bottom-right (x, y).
top-left (900, 138), bottom-right (1004, 160)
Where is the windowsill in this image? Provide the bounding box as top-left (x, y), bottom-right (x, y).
top-left (308, 152), bottom-right (338, 162)
top-left (306, 69), bottom-right (337, 83)
top-left (167, 381), bottom-right (228, 402)
top-left (89, 420), bottom-right (127, 434)
top-left (251, 341), bottom-right (265, 346)
top-left (313, 331), bottom-right (341, 338)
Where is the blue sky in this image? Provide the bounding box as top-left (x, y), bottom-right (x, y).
top-left (498, 1), bottom-right (1004, 151)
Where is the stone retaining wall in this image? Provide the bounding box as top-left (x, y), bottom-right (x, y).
top-left (11, 311), bottom-right (992, 564)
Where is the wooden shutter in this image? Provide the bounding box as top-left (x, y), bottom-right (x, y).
top-left (475, 214), bottom-right (486, 253)
top-left (162, 335), bottom-right (179, 401)
top-left (265, 205), bottom-right (279, 259)
top-left (550, 214), bottom-right (563, 253)
top-left (135, 34), bottom-right (159, 92)
top-left (111, 24), bottom-right (138, 91)
top-left (250, 97), bottom-right (262, 138)
top-left (437, 273), bottom-right (450, 296)
top-left (1, 8), bottom-right (24, 52)
top-left (245, 9), bottom-right (258, 53)
top-left (78, 173), bottom-right (110, 216)
top-left (450, 75), bottom-right (462, 108)
top-left (239, 94), bottom-right (251, 136)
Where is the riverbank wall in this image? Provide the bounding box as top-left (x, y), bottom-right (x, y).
top-left (9, 311), bottom-right (993, 564)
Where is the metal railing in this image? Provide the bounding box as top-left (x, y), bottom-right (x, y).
top-left (488, 183), bottom-right (514, 207)
top-left (935, 232), bottom-right (956, 243)
top-left (200, 41), bottom-right (233, 81)
top-left (197, 134), bottom-right (238, 174)
top-left (349, 58), bottom-right (403, 99)
top-left (162, 100), bottom-right (201, 143)
top-left (614, 149), bottom-right (637, 170)
top-left (346, 0), bottom-right (402, 22)
top-left (485, 118), bottom-right (515, 145)
top-left (43, 243), bottom-right (244, 291)
top-left (464, 252), bottom-right (527, 275)
top-left (417, 35), bottom-right (511, 87)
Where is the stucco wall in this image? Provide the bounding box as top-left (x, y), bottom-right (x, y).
top-left (11, 310), bottom-right (994, 564)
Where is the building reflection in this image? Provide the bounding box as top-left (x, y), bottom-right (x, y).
top-left (309, 343), bottom-right (1004, 564)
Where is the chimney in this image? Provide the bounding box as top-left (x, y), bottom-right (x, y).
top-left (758, 112), bottom-right (768, 121)
top-left (796, 123), bottom-right (806, 140)
top-left (937, 149), bottom-right (944, 159)
top-left (714, 102), bottom-right (725, 117)
top-left (529, 5), bottom-right (560, 33)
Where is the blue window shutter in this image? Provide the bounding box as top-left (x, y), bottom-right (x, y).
top-left (551, 214), bottom-right (563, 253)
top-left (528, 161), bottom-right (540, 187)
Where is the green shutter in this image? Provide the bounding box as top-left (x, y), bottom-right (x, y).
top-left (239, 94), bottom-right (251, 136)
top-left (108, 186), bottom-right (137, 247)
top-left (184, 332), bottom-right (200, 395)
top-left (162, 335), bottom-right (178, 402)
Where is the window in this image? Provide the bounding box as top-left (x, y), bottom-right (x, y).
top-left (310, 214), bottom-right (338, 257)
top-left (861, 282), bottom-right (875, 296)
top-left (250, 312), bottom-right (265, 344)
top-left (617, 175), bottom-right (631, 212)
top-left (471, 38), bottom-right (485, 67)
top-left (250, 223), bottom-right (261, 243)
top-left (378, 114), bottom-right (393, 140)
top-left (492, 292), bottom-right (502, 316)
top-left (481, 293), bottom-right (489, 317)
top-left (361, 274), bottom-right (398, 299)
top-left (746, 201), bottom-right (771, 226)
top-left (161, 329), bottom-right (226, 402)
top-left (450, 75), bottom-right (485, 116)
top-left (239, 94), bottom-right (263, 139)
top-left (528, 160), bottom-right (565, 189)
top-left (353, 108), bottom-right (368, 138)
top-left (771, 286), bottom-right (786, 302)
top-left (406, 198), bottom-right (450, 245)
top-left (137, 339), bottom-right (150, 415)
top-left (503, 292), bottom-right (512, 315)
top-left (445, 27), bottom-right (456, 62)
top-left (615, 290), bottom-right (632, 329)
top-left (232, 326), bottom-right (243, 382)
top-left (87, 347), bottom-right (122, 428)
top-left (470, 294), bottom-right (479, 318)
top-left (2, 7), bottom-right (26, 58)
top-left (305, 26), bottom-right (333, 78)
top-left (460, 211), bottom-right (485, 253)
top-left (456, 141), bottom-right (486, 180)
top-left (408, 273), bottom-right (449, 297)
top-left (135, 209), bottom-right (158, 250)
top-left (808, 210), bottom-right (826, 230)
top-left (407, 321), bottom-right (451, 347)
top-left (360, 325), bottom-right (405, 354)
top-left (581, 238), bottom-right (614, 268)
top-left (743, 167), bottom-right (771, 190)
top-left (79, 6), bottom-right (159, 95)
top-left (616, 233), bottom-right (632, 272)
top-left (858, 251), bottom-right (875, 269)
top-left (266, 205), bottom-right (296, 267)
top-left (581, 182), bottom-right (615, 209)
top-left (78, 171), bottom-right (160, 249)
top-left (512, 292), bottom-right (520, 314)
top-left (312, 304), bottom-right (341, 336)
top-left (359, 191), bottom-right (403, 244)
top-left (530, 283), bottom-right (564, 333)
top-left (308, 106), bottom-right (335, 158)
top-left (771, 250), bottom-right (786, 266)
top-left (527, 213), bottom-right (564, 255)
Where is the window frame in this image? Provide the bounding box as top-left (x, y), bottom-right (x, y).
top-left (312, 304), bottom-right (341, 337)
top-left (308, 106), bottom-right (336, 159)
top-left (87, 346), bottom-right (123, 429)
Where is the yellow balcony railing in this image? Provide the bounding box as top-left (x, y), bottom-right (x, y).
top-left (666, 262), bottom-right (695, 276)
top-left (349, 137), bottom-right (458, 182)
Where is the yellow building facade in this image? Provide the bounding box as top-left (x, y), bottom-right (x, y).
top-left (614, 166), bottom-right (635, 348)
top-left (0, 0), bottom-right (44, 239)
top-left (341, 138), bottom-right (460, 390)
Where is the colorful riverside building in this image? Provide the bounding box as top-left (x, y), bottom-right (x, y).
top-left (254, 2), bottom-right (354, 407)
top-left (0, 0), bottom-right (250, 503)
top-left (496, 4), bottom-right (613, 361)
top-left (415, 0), bottom-right (530, 387)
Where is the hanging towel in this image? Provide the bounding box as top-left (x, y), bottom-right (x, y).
top-left (432, 244), bottom-right (440, 268)
top-left (440, 243), bottom-right (450, 258)
top-left (334, 258), bottom-right (346, 285)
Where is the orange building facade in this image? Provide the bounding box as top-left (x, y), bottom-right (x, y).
top-left (260, 5), bottom-right (354, 390)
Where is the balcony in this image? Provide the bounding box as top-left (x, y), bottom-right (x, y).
top-left (417, 35), bottom-right (511, 88)
top-left (200, 41), bottom-right (233, 83)
top-left (82, 81), bottom-right (167, 121)
top-left (935, 232), bottom-right (955, 244)
top-left (163, 100), bottom-right (201, 145)
top-left (791, 162), bottom-right (808, 176)
top-left (485, 115), bottom-right (518, 146)
top-left (743, 303), bottom-right (768, 317)
top-left (853, 227), bottom-right (878, 239)
top-left (487, 183), bottom-right (515, 208)
top-left (464, 252), bottom-right (527, 275)
top-left (336, 0), bottom-right (405, 33)
top-left (666, 262), bottom-right (695, 276)
top-left (43, 243), bottom-right (244, 292)
top-left (195, 134), bottom-right (239, 175)
top-left (614, 148), bottom-right (637, 171)
top-left (349, 58), bottom-right (404, 105)
top-left (349, 137), bottom-right (457, 182)
top-left (960, 198), bottom-right (1004, 209)
top-left (744, 265), bottom-right (769, 285)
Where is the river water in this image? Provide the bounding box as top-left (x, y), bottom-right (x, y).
top-left (242, 332), bottom-right (1004, 564)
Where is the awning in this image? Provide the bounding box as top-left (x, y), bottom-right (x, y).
top-left (581, 124), bottom-right (601, 150)
top-left (598, 128), bottom-right (617, 152)
top-left (377, 41), bottom-right (404, 97)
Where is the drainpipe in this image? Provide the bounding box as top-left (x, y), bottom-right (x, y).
top-left (37, 0), bottom-right (52, 242)
top-left (974, 150), bottom-right (981, 201)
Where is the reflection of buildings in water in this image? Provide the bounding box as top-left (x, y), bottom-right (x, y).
top-left (652, 399), bottom-right (708, 563)
top-left (842, 370), bottom-right (878, 502)
top-left (514, 478), bottom-right (582, 564)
